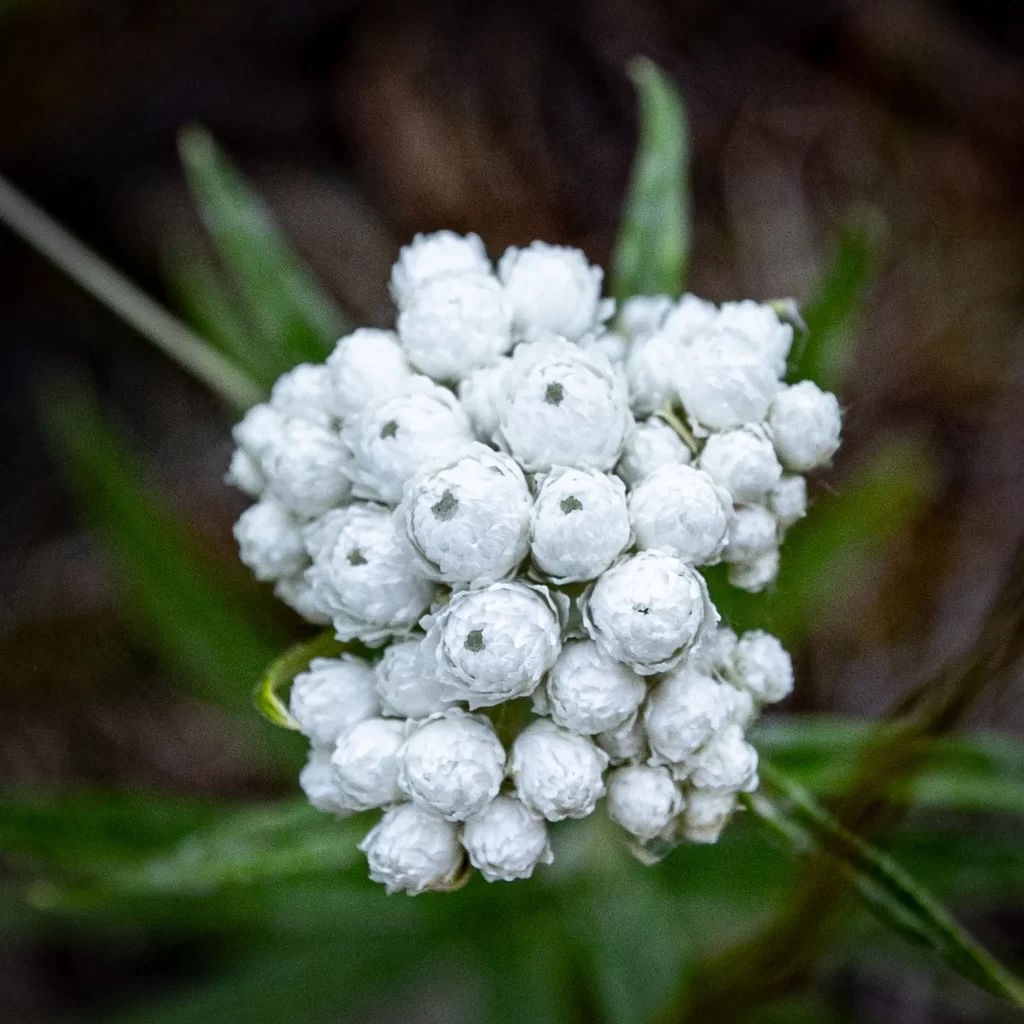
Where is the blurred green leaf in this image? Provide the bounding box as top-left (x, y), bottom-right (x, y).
top-left (791, 210), bottom-right (886, 390)
top-left (752, 764), bottom-right (1024, 1007)
top-left (611, 58), bottom-right (690, 302)
top-left (178, 126), bottom-right (346, 385)
top-left (40, 379), bottom-right (290, 726)
top-left (707, 438), bottom-right (933, 643)
top-left (254, 630), bottom-right (343, 731)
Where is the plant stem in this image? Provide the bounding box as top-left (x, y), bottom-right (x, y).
top-left (0, 173), bottom-right (262, 411)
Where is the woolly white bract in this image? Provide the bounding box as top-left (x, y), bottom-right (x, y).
top-left (227, 231), bottom-right (841, 892)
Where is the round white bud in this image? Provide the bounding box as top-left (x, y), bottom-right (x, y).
top-left (259, 417), bottom-right (352, 520)
top-left (299, 745), bottom-right (355, 816)
top-left (628, 463), bottom-right (732, 566)
top-left (306, 504), bottom-right (435, 644)
top-left (724, 505), bottom-right (778, 564)
top-left (579, 331), bottom-right (628, 365)
top-left (330, 717), bottom-right (405, 810)
top-left (270, 363), bottom-right (344, 426)
top-left (326, 328), bottom-right (415, 416)
top-left (581, 551), bottom-right (719, 675)
top-left (530, 467), bottom-right (631, 583)
top-left (497, 242), bottom-right (606, 340)
top-left (359, 803), bottom-right (464, 895)
top-left (674, 329), bottom-right (779, 431)
top-left (687, 724), bottom-right (759, 792)
top-left (343, 380), bottom-right (475, 504)
top-left (644, 667), bottom-right (737, 764)
top-left (397, 445), bottom-right (531, 584)
top-left (422, 582), bottom-right (563, 708)
top-left (615, 417), bottom-right (692, 488)
top-left (397, 272), bottom-right (513, 381)
top-left (398, 711), bottom-right (505, 821)
top-left (660, 293), bottom-right (719, 344)
top-left (716, 300), bottom-right (793, 378)
top-left (545, 639), bottom-right (646, 735)
top-left (289, 654), bottom-right (378, 746)
top-left (729, 630), bottom-right (793, 704)
top-left (457, 359), bottom-right (511, 442)
top-left (727, 549), bottom-right (780, 594)
top-left (461, 795), bottom-right (553, 882)
top-left (390, 231), bottom-right (491, 308)
top-left (226, 448), bottom-right (265, 498)
top-left (697, 424), bottom-right (783, 504)
top-left (233, 499), bottom-right (306, 582)
top-left (374, 637), bottom-right (451, 719)
top-left (682, 788), bottom-right (737, 844)
top-left (232, 403), bottom-right (285, 463)
top-left (625, 330), bottom-right (685, 416)
top-left (687, 625), bottom-right (739, 677)
top-left (510, 719), bottom-right (609, 821)
top-left (595, 711), bottom-right (646, 764)
top-left (274, 572), bottom-right (332, 625)
top-left (617, 295), bottom-right (672, 341)
top-left (767, 381), bottom-right (842, 471)
top-left (768, 474), bottom-right (808, 531)
top-left (499, 338), bottom-right (632, 472)
top-left (606, 764), bottom-right (684, 842)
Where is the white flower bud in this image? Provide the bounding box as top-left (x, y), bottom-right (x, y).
top-left (458, 359), bottom-right (511, 442)
top-left (767, 381), bottom-right (842, 471)
top-left (274, 572), bottom-right (332, 625)
top-left (724, 684), bottom-right (758, 729)
top-left (461, 795), bottom-right (553, 882)
top-left (330, 717), bottom-right (405, 810)
top-left (729, 629), bottom-right (793, 704)
top-left (606, 764), bottom-right (684, 842)
top-left (628, 463), bottom-right (732, 565)
top-left (397, 272), bottom-right (513, 381)
top-left (497, 242), bottom-right (607, 340)
top-left (530, 468), bottom-right (631, 583)
top-left (374, 637), bottom-right (451, 718)
top-left (716, 300), bottom-right (793, 378)
top-left (545, 639), bottom-right (646, 735)
top-left (359, 803), bottom-right (464, 895)
top-left (422, 582), bottom-right (563, 708)
top-left (233, 499), bottom-right (306, 582)
top-left (289, 654), bottom-right (378, 746)
top-left (644, 667), bottom-right (737, 764)
top-left (343, 380), bottom-right (475, 504)
top-left (660, 293), bottom-right (719, 343)
top-left (398, 711), bottom-right (505, 821)
top-left (687, 625), bottom-right (739, 676)
top-left (579, 331), bottom-right (628, 366)
top-left (769, 474), bottom-right (808, 531)
top-left (299, 745), bottom-right (356, 816)
top-left (510, 719), bottom-right (609, 821)
top-left (625, 330), bottom-right (684, 416)
top-left (617, 295), bottom-right (672, 341)
top-left (306, 504), bottom-right (435, 644)
top-left (686, 724), bottom-right (759, 792)
top-left (390, 231), bottom-right (491, 308)
top-left (675, 329), bottom-right (779, 431)
top-left (615, 417), bottom-right (692, 488)
top-left (727, 549), bottom-right (780, 594)
top-left (226, 448), bottom-right (265, 498)
top-left (260, 417), bottom-right (352, 520)
top-left (682, 788), bottom-right (737, 844)
top-left (581, 551), bottom-right (719, 675)
top-left (499, 338), bottom-right (632, 472)
top-left (697, 424), bottom-right (782, 504)
top-left (326, 328), bottom-right (415, 416)
top-left (397, 445), bottom-right (531, 584)
top-left (595, 711), bottom-right (646, 764)
top-left (270, 363), bottom-right (344, 426)
top-left (724, 505), bottom-right (778, 564)
top-left (232, 403), bottom-right (285, 462)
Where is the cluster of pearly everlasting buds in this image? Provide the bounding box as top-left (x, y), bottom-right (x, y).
top-left (228, 231), bottom-right (841, 894)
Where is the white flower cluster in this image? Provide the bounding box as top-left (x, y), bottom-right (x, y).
top-left (228, 232), bottom-right (841, 893)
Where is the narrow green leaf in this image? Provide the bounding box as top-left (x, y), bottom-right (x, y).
top-left (611, 58), bottom-right (690, 302)
top-left (178, 126), bottom-right (346, 382)
top-left (753, 764), bottom-right (1024, 1007)
top-left (254, 630), bottom-right (343, 730)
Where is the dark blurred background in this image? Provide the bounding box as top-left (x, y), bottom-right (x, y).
top-left (1, 1), bottom-right (1023, 1020)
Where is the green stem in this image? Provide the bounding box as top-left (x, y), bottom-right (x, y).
top-left (0, 173), bottom-right (262, 411)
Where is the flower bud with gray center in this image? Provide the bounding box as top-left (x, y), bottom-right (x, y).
top-left (697, 424), bottom-right (782, 504)
top-left (461, 795), bottom-right (553, 882)
top-left (289, 654), bottom-right (378, 747)
top-left (330, 717), bottom-right (405, 810)
top-left (644, 667), bottom-right (737, 765)
top-left (606, 764), bottom-right (684, 842)
top-left (390, 231), bottom-right (491, 308)
top-left (767, 381), bottom-right (842, 471)
top-left (374, 637), bottom-right (451, 719)
top-left (615, 417), bottom-right (692, 488)
top-left (260, 417), bottom-right (352, 520)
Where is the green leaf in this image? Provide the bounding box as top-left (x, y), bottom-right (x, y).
top-left (751, 764), bottom-right (1024, 1007)
top-left (178, 126), bottom-right (346, 384)
top-left (611, 58), bottom-right (690, 302)
top-left (254, 631), bottom-right (343, 730)
top-left (791, 210), bottom-right (886, 390)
